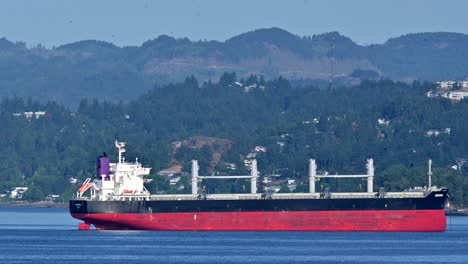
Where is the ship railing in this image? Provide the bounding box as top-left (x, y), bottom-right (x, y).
top-left (322, 193), bottom-right (376, 199)
top-left (147, 194), bottom-right (265, 200)
top-left (73, 196), bottom-right (92, 200)
top-left (205, 194), bottom-right (262, 200)
top-left (148, 194), bottom-right (264, 200)
top-left (112, 194), bottom-right (151, 201)
top-left (142, 191), bottom-right (428, 201)
top-left (385, 192), bottom-right (426, 198)
top-left (323, 192), bottom-right (426, 199)
top-left (149, 194), bottom-right (199, 201)
top-left (270, 193), bottom-right (320, 199)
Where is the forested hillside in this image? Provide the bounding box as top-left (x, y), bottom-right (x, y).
top-left (0, 76), bottom-right (467, 206)
top-left (1, 28), bottom-right (468, 106)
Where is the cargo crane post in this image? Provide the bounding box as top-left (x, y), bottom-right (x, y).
top-left (367, 158), bottom-right (374, 193)
top-left (309, 158), bottom-right (375, 194)
top-left (309, 159), bottom-right (317, 193)
top-left (428, 159), bottom-right (432, 189)
top-left (250, 159), bottom-right (258, 194)
top-left (192, 159), bottom-right (259, 194)
top-left (191, 160), bottom-right (199, 195)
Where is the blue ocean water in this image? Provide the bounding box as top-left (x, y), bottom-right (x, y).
top-left (0, 207), bottom-right (467, 264)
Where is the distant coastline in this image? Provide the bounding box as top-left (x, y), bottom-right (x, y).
top-left (445, 208), bottom-right (468, 216)
top-left (0, 201), bottom-right (68, 208)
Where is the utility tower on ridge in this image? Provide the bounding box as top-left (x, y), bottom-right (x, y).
top-left (328, 37), bottom-right (335, 91)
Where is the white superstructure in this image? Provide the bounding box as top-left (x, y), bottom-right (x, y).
top-left (78, 141), bottom-right (151, 201)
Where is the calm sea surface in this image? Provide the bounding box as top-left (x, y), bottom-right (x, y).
top-left (0, 207), bottom-right (467, 264)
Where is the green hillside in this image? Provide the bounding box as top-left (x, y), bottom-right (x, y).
top-left (0, 76), bottom-right (467, 206)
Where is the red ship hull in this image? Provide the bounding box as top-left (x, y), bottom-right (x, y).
top-left (72, 209), bottom-right (446, 232)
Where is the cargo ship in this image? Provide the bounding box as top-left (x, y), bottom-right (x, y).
top-left (70, 141), bottom-right (448, 231)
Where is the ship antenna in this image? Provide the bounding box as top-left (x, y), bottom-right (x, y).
top-left (115, 140), bottom-right (126, 164)
top-left (428, 159), bottom-right (432, 189)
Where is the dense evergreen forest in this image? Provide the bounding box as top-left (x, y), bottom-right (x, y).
top-left (0, 75), bottom-right (467, 206)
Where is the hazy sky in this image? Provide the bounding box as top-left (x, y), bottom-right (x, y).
top-left (1, 0), bottom-right (467, 47)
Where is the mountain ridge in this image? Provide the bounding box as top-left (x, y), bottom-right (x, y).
top-left (1, 28), bottom-right (467, 106)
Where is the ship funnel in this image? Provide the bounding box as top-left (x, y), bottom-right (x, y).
top-left (98, 155), bottom-right (110, 179)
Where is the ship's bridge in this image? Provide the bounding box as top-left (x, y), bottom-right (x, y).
top-left (77, 141), bottom-right (152, 201)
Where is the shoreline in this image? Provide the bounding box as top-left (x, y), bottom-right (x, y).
top-left (0, 201), bottom-right (68, 208)
top-left (445, 209), bottom-right (468, 216)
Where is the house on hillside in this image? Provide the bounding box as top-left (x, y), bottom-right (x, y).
top-left (254, 146), bottom-right (267, 153)
top-left (454, 158), bottom-right (468, 170)
top-left (24, 112), bottom-right (34, 119)
top-left (224, 163), bottom-right (237, 171)
top-left (246, 152), bottom-right (257, 159)
top-left (436, 81), bottom-right (458, 89)
top-left (34, 111), bottom-right (46, 118)
top-left (45, 194), bottom-right (60, 201)
top-left (157, 166), bottom-right (182, 177)
top-left (429, 80), bottom-right (468, 101)
top-left (169, 176), bottom-right (181, 186)
top-left (426, 128), bottom-right (450, 137)
top-left (12, 111), bottom-right (47, 120)
top-left (441, 91), bottom-right (468, 101)
top-left (10, 187), bottom-right (28, 199)
top-left (377, 118), bottom-right (390, 126)
top-left (426, 129), bottom-right (440, 137)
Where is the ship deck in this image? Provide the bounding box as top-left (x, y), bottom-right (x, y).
top-left (99, 191), bottom-right (429, 202)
